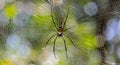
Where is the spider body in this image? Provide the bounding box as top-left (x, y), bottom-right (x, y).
top-left (57, 27), bottom-right (63, 36)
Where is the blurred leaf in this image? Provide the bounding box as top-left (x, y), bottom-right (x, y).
top-left (81, 34), bottom-right (97, 49)
top-left (0, 59), bottom-right (13, 65)
top-left (75, 23), bottom-right (97, 50)
top-left (4, 4), bottom-right (17, 19)
top-left (31, 15), bottom-right (51, 25)
top-left (57, 60), bottom-right (66, 65)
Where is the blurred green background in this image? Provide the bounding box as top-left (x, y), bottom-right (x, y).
top-left (0, 0), bottom-right (120, 65)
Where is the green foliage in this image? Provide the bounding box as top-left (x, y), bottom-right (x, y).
top-left (4, 4), bottom-right (17, 19)
top-left (81, 33), bottom-right (97, 49)
top-left (1, 0), bottom-right (118, 65)
top-left (31, 15), bottom-right (51, 25)
top-left (57, 60), bottom-right (67, 65)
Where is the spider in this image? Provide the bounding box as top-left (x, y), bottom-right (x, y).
top-left (45, 7), bottom-right (77, 58)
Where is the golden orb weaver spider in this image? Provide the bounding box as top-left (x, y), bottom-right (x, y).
top-left (45, 7), bottom-right (77, 58)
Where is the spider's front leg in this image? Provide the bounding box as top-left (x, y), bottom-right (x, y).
top-left (62, 35), bottom-right (68, 58)
top-left (53, 36), bottom-right (57, 58)
top-left (45, 34), bottom-right (56, 47)
top-left (64, 34), bottom-right (78, 49)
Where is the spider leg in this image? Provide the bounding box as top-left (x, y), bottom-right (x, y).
top-left (62, 35), bottom-right (68, 58)
top-left (63, 8), bottom-right (69, 29)
top-left (65, 34), bottom-right (78, 49)
top-left (45, 34), bottom-right (56, 47)
top-left (51, 6), bottom-right (57, 29)
top-left (53, 36), bottom-right (57, 58)
top-left (64, 26), bottom-right (75, 32)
